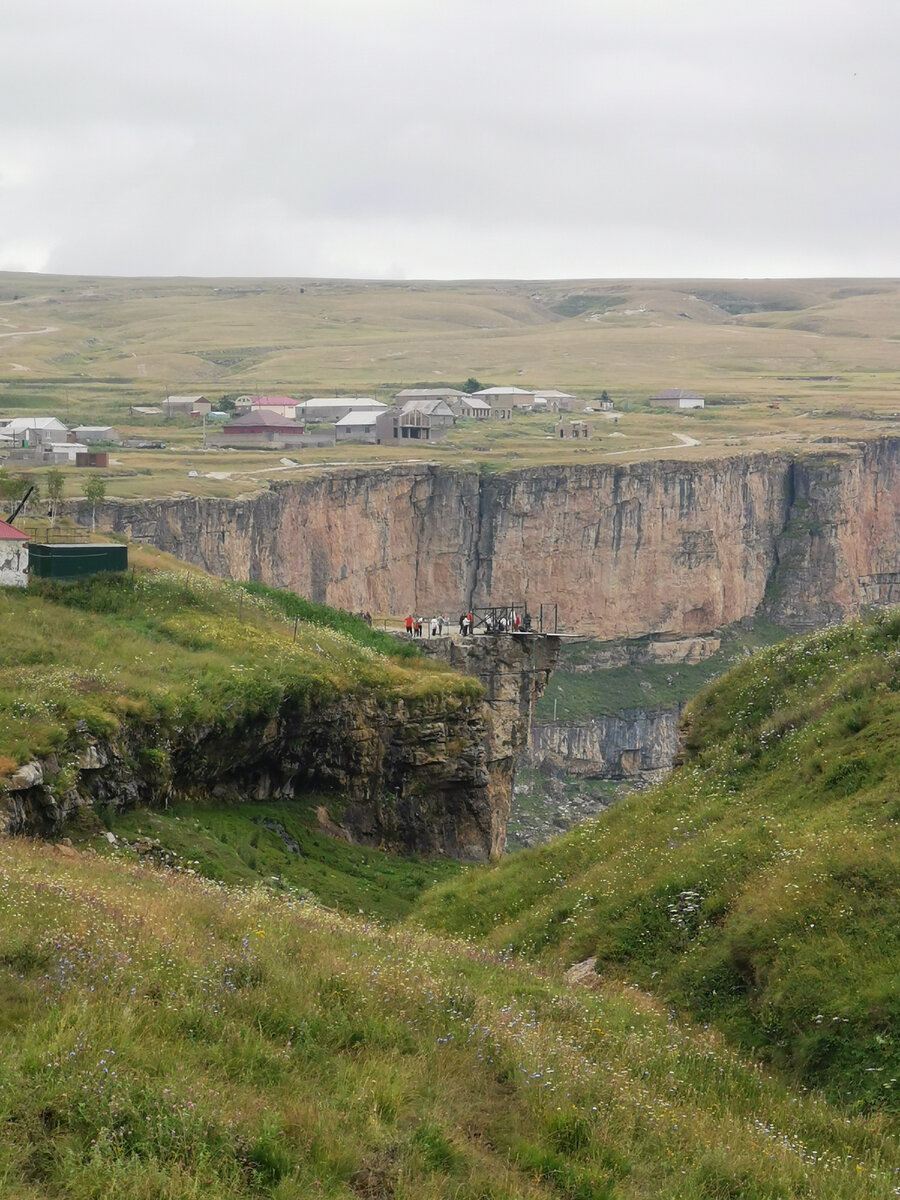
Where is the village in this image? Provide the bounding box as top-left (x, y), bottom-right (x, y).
top-left (0, 385), bottom-right (703, 459)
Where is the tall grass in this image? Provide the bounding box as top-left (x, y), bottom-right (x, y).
top-left (0, 839), bottom-right (896, 1199)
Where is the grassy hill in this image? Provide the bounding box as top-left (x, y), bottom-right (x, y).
top-left (1, 837), bottom-right (898, 1199)
top-left (3, 272), bottom-right (900, 418)
top-left (4, 272), bottom-right (900, 503)
top-left (0, 547), bottom-right (460, 777)
top-left (2, 560), bottom-right (900, 1194)
top-left (415, 614), bottom-right (900, 1112)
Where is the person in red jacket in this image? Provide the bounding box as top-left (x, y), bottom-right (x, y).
top-left (405, 614), bottom-right (413, 637)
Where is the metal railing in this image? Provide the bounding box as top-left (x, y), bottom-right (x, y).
top-left (17, 523), bottom-right (101, 545)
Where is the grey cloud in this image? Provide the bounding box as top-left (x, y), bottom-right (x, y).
top-left (2, 0), bottom-right (899, 276)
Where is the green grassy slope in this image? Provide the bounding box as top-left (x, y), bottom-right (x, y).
top-left (415, 614), bottom-right (900, 1111)
top-left (0, 839), bottom-right (897, 1199)
top-left (85, 799), bottom-right (463, 923)
top-left (534, 619), bottom-right (789, 722)
top-left (0, 552), bottom-right (471, 774)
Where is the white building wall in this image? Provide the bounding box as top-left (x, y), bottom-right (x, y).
top-left (0, 541), bottom-right (29, 587)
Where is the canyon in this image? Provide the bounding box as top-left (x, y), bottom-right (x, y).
top-left (74, 436), bottom-right (900, 848)
top-left (87, 437), bottom-right (900, 639)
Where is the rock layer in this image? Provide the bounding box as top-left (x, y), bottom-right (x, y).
top-left (418, 633), bottom-right (561, 849)
top-left (88, 439), bottom-right (900, 638)
top-left (1, 637), bottom-right (558, 862)
top-left (529, 709), bottom-right (682, 786)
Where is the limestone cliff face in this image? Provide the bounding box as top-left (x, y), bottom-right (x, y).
top-left (0, 687), bottom-right (504, 861)
top-left (418, 634), bottom-right (560, 851)
top-left (529, 709), bottom-right (681, 786)
top-left (87, 438), bottom-right (900, 638)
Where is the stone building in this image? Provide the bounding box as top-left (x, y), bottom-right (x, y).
top-left (376, 398), bottom-right (456, 443)
top-left (556, 419), bottom-right (590, 439)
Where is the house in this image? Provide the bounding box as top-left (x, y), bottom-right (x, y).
top-left (472, 386), bottom-right (535, 419)
top-left (163, 395), bottom-right (211, 417)
top-left (72, 426), bottom-right (120, 445)
top-left (448, 395), bottom-right (491, 420)
top-left (207, 409), bottom-right (308, 449)
top-left (556, 419), bottom-right (590, 440)
top-left (0, 519), bottom-right (29, 587)
top-left (296, 397), bottom-right (387, 424)
top-left (248, 396), bottom-right (302, 419)
top-left (533, 389), bottom-right (578, 412)
top-left (0, 416), bottom-right (68, 445)
top-left (50, 442), bottom-right (90, 464)
top-left (394, 388), bottom-right (467, 403)
top-left (648, 389), bottom-right (704, 410)
top-left (376, 398), bottom-right (456, 443)
top-left (334, 411), bottom-right (379, 443)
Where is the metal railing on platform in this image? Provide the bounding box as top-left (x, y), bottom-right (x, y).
top-left (17, 523), bottom-right (101, 545)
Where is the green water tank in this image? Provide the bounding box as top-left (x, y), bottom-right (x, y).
top-left (28, 543), bottom-right (128, 579)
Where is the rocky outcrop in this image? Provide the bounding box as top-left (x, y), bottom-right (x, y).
top-left (418, 633), bottom-right (561, 845)
top-left (85, 438), bottom-right (900, 639)
top-left (560, 635), bottom-right (721, 672)
top-left (0, 688), bottom-right (506, 862)
top-left (529, 709), bottom-right (682, 785)
top-left (1, 636), bottom-right (560, 862)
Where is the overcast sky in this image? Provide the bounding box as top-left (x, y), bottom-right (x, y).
top-left (2, 0), bottom-right (898, 279)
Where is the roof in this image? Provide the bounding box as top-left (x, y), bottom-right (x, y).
top-left (166, 395), bottom-right (206, 403)
top-left (335, 411), bottom-right (379, 427)
top-left (299, 397), bottom-right (385, 410)
top-left (473, 386), bottom-right (533, 397)
top-left (395, 388), bottom-right (466, 399)
top-left (73, 426), bottom-right (115, 433)
top-left (457, 396), bottom-right (491, 410)
top-left (0, 519), bottom-right (28, 541)
top-left (650, 389), bottom-right (703, 400)
top-left (250, 396), bottom-right (300, 407)
top-left (3, 416), bottom-right (68, 432)
top-left (224, 410), bottom-right (299, 429)
top-left (400, 398), bottom-right (455, 417)
top-left (131, 406), bottom-right (162, 414)
top-left (533, 389), bottom-right (575, 399)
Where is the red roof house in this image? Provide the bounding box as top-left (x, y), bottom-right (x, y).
top-left (0, 519), bottom-right (30, 587)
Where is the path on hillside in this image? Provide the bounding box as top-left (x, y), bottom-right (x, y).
top-left (0, 325), bottom-right (58, 340)
top-left (604, 430), bottom-right (700, 456)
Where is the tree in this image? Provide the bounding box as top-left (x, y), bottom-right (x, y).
top-left (0, 471), bottom-right (38, 517)
top-left (46, 469), bottom-right (64, 527)
top-left (83, 474), bottom-right (106, 532)
top-left (462, 377), bottom-right (483, 394)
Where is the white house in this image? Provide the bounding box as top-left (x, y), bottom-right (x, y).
top-left (0, 519), bottom-right (29, 587)
top-left (334, 411), bottom-right (379, 443)
top-left (1, 416), bottom-right (68, 444)
top-left (648, 389), bottom-right (704, 410)
top-left (49, 442), bottom-right (89, 464)
top-left (72, 426), bottom-right (120, 444)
